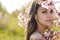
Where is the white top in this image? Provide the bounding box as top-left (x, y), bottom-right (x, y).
top-left (30, 30), bottom-right (58, 40)
top-left (30, 31), bottom-right (42, 40)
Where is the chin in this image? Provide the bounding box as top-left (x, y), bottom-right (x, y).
top-left (46, 23), bottom-right (52, 27)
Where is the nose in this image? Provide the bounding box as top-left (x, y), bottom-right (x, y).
top-left (47, 13), bottom-right (53, 18)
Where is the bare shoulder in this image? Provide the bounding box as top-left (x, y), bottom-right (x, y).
top-left (30, 31), bottom-right (42, 40)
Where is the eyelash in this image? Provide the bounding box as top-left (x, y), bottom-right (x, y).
top-left (50, 10), bottom-right (53, 14)
top-left (42, 11), bottom-right (47, 14)
top-left (42, 10), bottom-right (53, 14)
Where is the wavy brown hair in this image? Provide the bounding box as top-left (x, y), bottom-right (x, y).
top-left (27, 1), bottom-right (41, 40)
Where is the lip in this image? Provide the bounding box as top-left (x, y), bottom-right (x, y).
top-left (46, 19), bottom-right (53, 22)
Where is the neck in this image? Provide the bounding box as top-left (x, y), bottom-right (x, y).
top-left (37, 23), bottom-right (47, 34)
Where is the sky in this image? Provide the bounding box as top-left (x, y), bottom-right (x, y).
top-left (0, 0), bottom-right (60, 14)
top-left (0, 0), bottom-right (33, 14)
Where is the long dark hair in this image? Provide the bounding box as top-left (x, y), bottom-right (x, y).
top-left (27, 1), bottom-right (41, 40)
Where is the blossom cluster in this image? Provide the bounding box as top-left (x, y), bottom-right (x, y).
top-left (18, 0), bottom-right (60, 27)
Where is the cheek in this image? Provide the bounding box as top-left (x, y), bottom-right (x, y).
top-left (37, 13), bottom-right (53, 26)
top-left (37, 14), bottom-right (46, 23)
top-left (37, 14), bottom-right (52, 26)
top-left (37, 14), bottom-right (46, 21)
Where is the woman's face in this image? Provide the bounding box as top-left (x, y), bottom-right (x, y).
top-left (35, 7), bottom-right (54, 27)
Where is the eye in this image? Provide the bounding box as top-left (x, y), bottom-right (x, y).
top-left (50, 9), bottom-right (53, 14)
top-left (42, 0), bottom-right (47, 1)
top-left (42, 10), bottom-right (47, 14)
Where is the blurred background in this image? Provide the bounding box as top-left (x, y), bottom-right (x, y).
top-left (0, 0), bottom-right (60, 40)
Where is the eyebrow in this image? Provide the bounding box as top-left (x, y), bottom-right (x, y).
top-left (50, 9), bottom-right (54, 12)
top-left (50, 9), bottom-right (53, 11)
top-left (41, 8), bottom-right (47, 11)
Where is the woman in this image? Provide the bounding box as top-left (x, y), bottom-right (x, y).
top-left (27, 0), bottom-right (58, 40)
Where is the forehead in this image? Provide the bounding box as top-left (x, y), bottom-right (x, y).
top-left (38, 7), bottom-right (53, 11)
